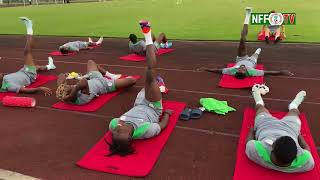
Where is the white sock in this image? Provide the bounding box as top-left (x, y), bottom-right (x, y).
top-left (88, 37), bottom-right (93, 43)
top-left (244, 7), bottom-right (252, 25)
top-left (252, 90), bottom-right (264, 106)
top-left (105, 71), bottom-right (121, 80)
top-left (46, 56), bottom-right (56, 70)
top-left (289, 91), bottom-right (306, 110)
top-left (255, 48), bottom-right (261, 55)
top-left (144, 31), bottom-right (153, 46)
top-left (20, 17), bottom-right (33, 35)
top-left (96, 36), bottom-right (103, 44)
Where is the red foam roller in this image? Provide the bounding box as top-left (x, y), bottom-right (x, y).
top-left (2, 96), bottom-right (36, 108)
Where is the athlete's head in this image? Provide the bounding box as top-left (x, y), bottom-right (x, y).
top-left (107, 122), bottom-right (135, 157)
top-left (56, 84), bottom-right (73, 101)
top-left (271, 136), bottom-right (298, 166)
top-left (235, 65), bottom-right (248, 79)
top-left (129, 34), bottom-right (138, 44)
top-left (59, 46), bottom-right (69, 54)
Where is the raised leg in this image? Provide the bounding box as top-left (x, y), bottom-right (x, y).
top-left (156, 33), bottom-right (168, 43)
top-left (237, 24), bottom-right (248, 57)
top-left (250, 48), bottom-right (261, 64)
top-left (255, 104), bottom-right (270, 116)
top-left (144, 45), bottom-right (162, 102)
top-left (24, 35), bottom-right (36, 67)
top-left (264, 28), bottom-right (270, 38)
top-left (287, 108), bottom-right (300, 116)
top-left (114, 78), bottom-right (136, 89)
top-left (96, 64), bottom-right (107, 75)
top-left (86, 60), bottom-right (99, 73)
top-left (274, 28), bottom-right (281, 39)
top-left (20, 17), bottom-right (35, 67)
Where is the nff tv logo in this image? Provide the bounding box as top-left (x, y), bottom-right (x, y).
top-left (251, 13), bottom-right (296, 25)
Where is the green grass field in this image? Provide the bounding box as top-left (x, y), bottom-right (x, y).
top-left (0, 0), bottom-right (319, 42)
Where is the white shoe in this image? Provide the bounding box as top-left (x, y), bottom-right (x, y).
top-left (46, 56), bottom-right (56, 70)
top-left (105, 71), bottom-right (121, 80)
top-left (96, 36), bottom-right (103, 45)
top-left (245, 7), bottom-right (252, 15)
top-left (88, 37), bottom-right (93, 43)
top-left (255, 48), bottom-right (262, 55)
top-left (19, 17), bottom-right (33, 35)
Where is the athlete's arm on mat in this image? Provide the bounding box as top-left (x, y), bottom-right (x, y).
top-left (263, 70), bottom-right (293, 76)
top-left (63, 79), bottom-right (88, 103)
top-left (19, 87), bottom-right (52, 96)
top-left (246, 127), bottom-right (256, 143)
top-left (197, 67), bottom-right (223, 73)
top-left (158, 109), bottom-right (173, 130)
top-left (298, 134), bottom-right (311, 151)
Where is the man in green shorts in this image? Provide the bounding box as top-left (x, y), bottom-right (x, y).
top-left (246, 89), bottom-right (315, 173)
top-left (107, 21), bottom-right (173, 157)
top-left (128, 32), bottom-right (172, 56)
top-left (198, 7), bottom-right (293, 79)
top-left (0, 17), bottom-right (55, 95)
top-left (59, 37), bottom-right (103, 54)
top-left (56, 60), bottom-right (136, 105)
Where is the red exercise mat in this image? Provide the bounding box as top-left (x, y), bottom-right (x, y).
top-left (2, 96), bottom-right (36, 107)
top-left (76, 100), bottom-right (186, 177)
top-left (119, 48), bottom-right (174, 62)
top-left (48, 51), bottom-right (76, 56)
top-left (233, 108), bottom-right (320, 180)
top-left (52, 75), bottom-right (141, 112)
top-left (219, 64), bottom-right (264, 89)
top-left (257, 30), bottom-right (285, 41)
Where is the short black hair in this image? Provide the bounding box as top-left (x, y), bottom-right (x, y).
top-left (129, 34), bottom-right (137, 44)
top-left (105, 137), bottom-right (135, 157)
top-left (235, 72), bottom-right (246, 79)
top-left (59, 47), bottom-right (69, 54)
top-left (273, 136), bottom-right (297, 164)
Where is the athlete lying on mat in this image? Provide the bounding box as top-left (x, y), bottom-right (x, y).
top-left (56, 60), bottom-right (136, 105)
top-left (107, 21), bottom-right (173, 156)
top-left (128, 32), bottom-right (172, 56)
top-left (263, 10), bottom-right (286, 44)
top-left (246, 89), bottom-right (314, 173)
top-left (0, 17), bottom-right (55, 95)
top-left (198, 7), bottom-right (293, 79)
top-left (59, 37), bottom-right (103, 54)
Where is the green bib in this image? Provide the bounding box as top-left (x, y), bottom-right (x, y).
top-left (110, 118), bottom-right (151, 139)
top-left (0, 82), bottom-right (10, 90)
top-left (246, 69), bottom-right (256, 76)
top-left (254, 141), bottom-right (311, 169)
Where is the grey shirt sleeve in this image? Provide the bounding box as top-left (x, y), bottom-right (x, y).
top-left (245, 140), bottom-right (261, 162)
top-left (247, 68), bottom-right (264, 76)
top-left (140, 123), bottom-right (161, 139)
top-left (245, 140), bottom-right (272, 169)
top-left (222, 67), bottom-right (236, 75)
top-left (252, 69), bottom-right (264, 76)
top-left (298, 149), bottom-right (315, 172)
